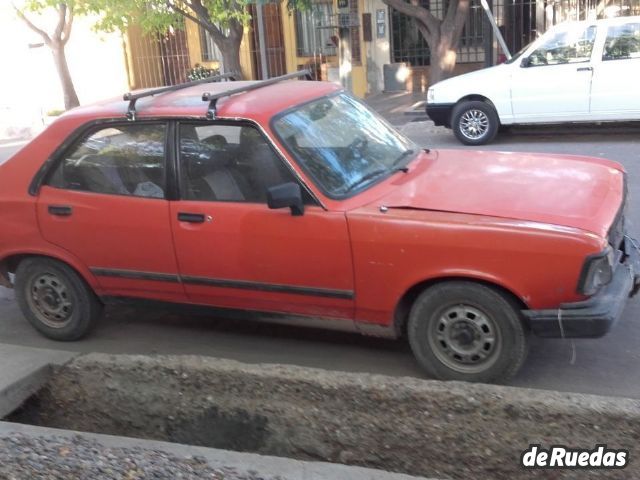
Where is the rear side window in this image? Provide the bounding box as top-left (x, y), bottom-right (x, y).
top-left (603, 23), bottom-right (640, 61)
top-left (47, 124), bottom-right (167, 199)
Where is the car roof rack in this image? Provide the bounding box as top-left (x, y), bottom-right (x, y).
top-left (202, 70), bottom-right (312, 120)
top-left (123, 72), bottom-right (238, 121)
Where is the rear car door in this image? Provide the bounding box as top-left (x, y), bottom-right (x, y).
top-left (510, 24), bottom-right (597, 122)
top-left (590, 20), bottom-right (640, 119)
top-left (169, 121), bottom-right (355, 319)
top-left (37, 122), bottom-right (185, 302)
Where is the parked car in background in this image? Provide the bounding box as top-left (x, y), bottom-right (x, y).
top-left (1, 74), bottom-right (639, 383)
top-left (427, 16), bottom-right (640, 145)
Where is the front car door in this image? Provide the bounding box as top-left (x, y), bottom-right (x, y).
top-left (37, 122), bottom-right (185, 302)
top-left (590, 19), bottom-right (640, 119)
top-left (510, 23), bottom-right (597, 122)
top-left (169, 121), bottom-right (355, 320)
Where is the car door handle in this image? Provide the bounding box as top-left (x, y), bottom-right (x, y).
top-left (48, 205), bottom-right (73, 217)
top-left (178, 212), bottom-right (206, 223)
top-left (577, 66), bottom-right (593, 72)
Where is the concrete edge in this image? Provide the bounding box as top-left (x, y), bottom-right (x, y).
top-left (0, 422), bottom-right (437, 480)
top-left (0, 365), bottom-right (51, 419)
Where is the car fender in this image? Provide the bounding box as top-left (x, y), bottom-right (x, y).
top-left (0, 244), bottom-right (101, 293)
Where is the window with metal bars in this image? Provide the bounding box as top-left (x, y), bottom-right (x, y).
top-left (390, 0), bottom-right (486, 66)
top-left (295, 2), bottom-right (337, 56)
top-left (199, 26), bottom-right (223, 62)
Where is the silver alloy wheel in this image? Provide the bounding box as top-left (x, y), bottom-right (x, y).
top-left (459, 109), bottom-right (489, 140)
top-left (27, 272), bottom-right (74, 328)
top-left (428, 304), bottom-right (501, 373)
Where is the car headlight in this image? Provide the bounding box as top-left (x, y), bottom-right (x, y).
top-left (578, 248), bottom-right (614, 296)
top-left (427, 88), bottom-right (435, 103)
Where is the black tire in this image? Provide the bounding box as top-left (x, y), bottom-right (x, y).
top-left (15, 257), bottom-right (102, 341)
top-left (452, 100), bottom-right (499, 146)
top-left (407, 281), bottom-right (528, 383)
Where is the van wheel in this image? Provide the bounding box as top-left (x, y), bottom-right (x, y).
top-left (15, 258), bottom-right (102, 341)
top-left (407, 281), bottom-right (528, 383)
top-left (452, 100), bottom-right (499, 145)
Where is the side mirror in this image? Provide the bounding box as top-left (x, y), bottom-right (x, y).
top-left (520, 56), bottom-right (531, 68)
top-left (267, 182), bottom-right (304, 216)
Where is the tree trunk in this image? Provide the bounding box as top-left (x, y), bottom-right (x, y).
top-left (219, 39), bottom-right (244, 80)
top-left (51, 43), bottom-right (79, 110)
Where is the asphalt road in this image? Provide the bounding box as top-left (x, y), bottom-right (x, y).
top-left (2, 124), bottom-right (640, 398)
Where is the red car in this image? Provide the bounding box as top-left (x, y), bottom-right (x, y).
top-left (1, 72), bottom-right (638, 383)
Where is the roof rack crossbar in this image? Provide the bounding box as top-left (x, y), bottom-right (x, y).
top-left (203, 70), bottom-right (312, 120)
top-left (124, 72), bottom-right (237, 121)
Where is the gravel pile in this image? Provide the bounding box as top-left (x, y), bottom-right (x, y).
top-left (0, 433), bottom-right (279, 480)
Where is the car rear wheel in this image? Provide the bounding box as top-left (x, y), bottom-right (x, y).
top-left (452, 100), bottom-right (499, 146)
top-left (15, 258), bottom-right (102, 341)
top-left (407, 281), bottom-right (528, 383)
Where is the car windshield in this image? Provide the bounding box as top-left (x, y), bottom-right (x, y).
top-left (272, 93), bottom-right (418, 198)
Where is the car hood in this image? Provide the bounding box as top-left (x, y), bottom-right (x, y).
top-left (379, 149), bottom-right (625, 237)
top-left (431, 64), bottom-right (508, 90)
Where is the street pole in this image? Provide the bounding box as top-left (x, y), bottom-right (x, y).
top-left (256, 4), bottom-right (269, 79)
top-left (480, 0), bottom-right (511, 60)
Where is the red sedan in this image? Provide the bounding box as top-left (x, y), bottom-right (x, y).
top-left (1, 72), bottom-right (638, 383)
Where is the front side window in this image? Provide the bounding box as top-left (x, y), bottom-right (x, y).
top-left (179, 123), bottom-right (299, 203)
top-left (48, 124), bottom-right (166, 199)
top-left (272, 93), bottom-right (417, 198)
top-left (528, 24), bottom-right (596, 66)
top-left (603, 23), bottom-right (640, 61)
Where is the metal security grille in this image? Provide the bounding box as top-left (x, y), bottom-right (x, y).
top-left (128, 25), bottom-right (191, 88)
top-left (249, 2), bottom-right (287, 79)
top-left (390, 0), bottom-right (487, 66)
top-left (390, 0), bottom-right (640, 67)
top-left (493, 0), bottom-right (640, 57)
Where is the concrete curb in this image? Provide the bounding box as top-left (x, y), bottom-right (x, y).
top-left (0, 344), bottom-right (76, 418)
top-left (0, 422), bottom-right (434, 480)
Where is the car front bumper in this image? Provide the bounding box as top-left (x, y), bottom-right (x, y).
top-left (425, 103), bottom-right (454, 127)
top-left (523, 235), bottom-right (640, 338)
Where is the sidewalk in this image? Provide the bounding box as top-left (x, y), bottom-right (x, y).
top-left (364, 91), bottom-right (428, 125)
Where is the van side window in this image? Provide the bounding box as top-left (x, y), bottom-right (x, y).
top-left (48, 124), bottom-right (167, 199)
top-left (603, 23), bottom-right (640, 61)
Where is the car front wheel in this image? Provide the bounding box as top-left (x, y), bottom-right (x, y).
top-left (407, 281), bottom-right (528, 383)
top-left (452, 100), bottom-right (499, 145)
top-left (15, 257), bottom-right (102, 341)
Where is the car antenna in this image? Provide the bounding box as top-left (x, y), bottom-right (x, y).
top-left (202, 70), bottom-right (313, 120)
top-left (123, 72), bottom-right (238, 121)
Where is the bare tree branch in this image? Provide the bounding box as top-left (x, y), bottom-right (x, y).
top-left (12, 4), bottom-right (52, 45)
top-left (53, 3), bottom-right (67, 41)
top-left (61, 6), bottom-right (74, 45)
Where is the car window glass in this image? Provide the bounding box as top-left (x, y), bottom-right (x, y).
top-left (603, 23), bottom-right (640, 60)
top-left (179, 124), bottom-right (301, 203)
top-left (47, 124), bottom-right (166, 199)
top-left (528, 25), bottom-right (596, 66)
top-left (273, 93), bottom-right (417, 198)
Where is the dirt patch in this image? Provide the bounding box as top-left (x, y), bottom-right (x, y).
top-left (9, 353), bottom-right (640, 479)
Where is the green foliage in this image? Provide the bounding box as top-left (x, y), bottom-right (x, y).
top-left (19, 0), bottom-right (311, 35)
top-left (187, 63), bottom-right (220, 81)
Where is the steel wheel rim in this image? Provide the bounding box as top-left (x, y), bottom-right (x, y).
top-left (428, 304), bottom-right (501, 374)
top-left (27, 272), bottom-right (74, 329)
top-left (459, 109), bottom-right (489, 140)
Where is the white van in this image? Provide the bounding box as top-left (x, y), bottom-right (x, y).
top-left (426, 16), bottom-right (640, 145)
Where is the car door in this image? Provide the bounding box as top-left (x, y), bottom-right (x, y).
top-left (37, 122), bottom-right (186, 302)
top-left (510, 23), bottom-right (597, 122)
top-left (590, 20), bottom-right (640, 119)
top-left (170, 121), bottom-right (355, 320)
